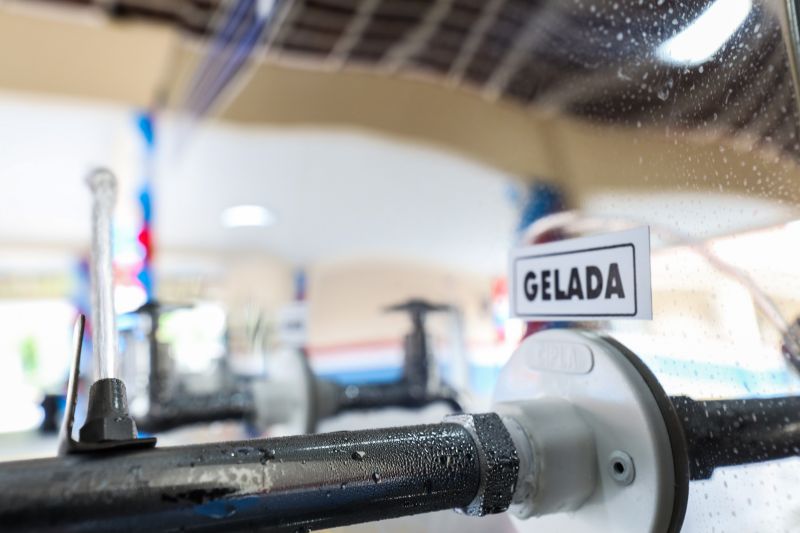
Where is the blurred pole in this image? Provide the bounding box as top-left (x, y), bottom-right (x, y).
top-left (86, 169), bottom-right (119, 380)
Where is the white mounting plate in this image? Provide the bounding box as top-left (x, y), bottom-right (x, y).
top-left (252, 348), bottom-right (316, 436)
top-left (493, 329), bottom-right (682, 533)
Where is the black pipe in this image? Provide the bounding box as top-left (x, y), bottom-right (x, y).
top-left (385, 299), bottom-right (451, 398)
top-left (671, 395), bottom-right (800, 479)
top-left (137, 392), bottom-right (254, 433)
top-left (333, 381), bottom-right (463, 414)
top-left (132, 299), bottom-right (463, 434)
top-left (0, 421), bottom-right (496, 532)
top-left (138, 378), bottom-right (463, 434)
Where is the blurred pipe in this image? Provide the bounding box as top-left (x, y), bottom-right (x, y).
top-left (86, 169), bottom-right (119, 380)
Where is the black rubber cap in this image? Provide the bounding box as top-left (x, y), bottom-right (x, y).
top-left (79, 378), bottom-right (138, 442)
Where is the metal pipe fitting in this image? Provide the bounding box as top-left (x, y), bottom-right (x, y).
top-left (494, 398), bottom-right (596, 519)
top-left (444, 413), bottom-right (520, 516)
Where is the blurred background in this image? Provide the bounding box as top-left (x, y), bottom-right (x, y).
top-left (0, 0), bottom-right (799, 531)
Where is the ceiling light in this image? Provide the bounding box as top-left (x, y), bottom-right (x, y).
top-left (656, 0), bottom-right (752, 66)
top-left (220, 205), bottom-right (275, 228)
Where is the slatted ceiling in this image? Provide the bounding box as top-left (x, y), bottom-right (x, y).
top-left (283, 26), bottom-right (340, 51)
top-left (362, 14), bottom-right (420, 38)
top-left (412, 56), bottom-right (454, 77)
top-left (475, 31), bottom-right (519, 63)
top-left (345, 17), bottom-right (420, 62)
top-left (413, 51), bottom-right (452, 73)
top-left (451, 0), bottom-right (483, 14)
top-left (427, 25), bottom-right (468, 51)
top-left (372, 0), bottom-right (431, 19)
top-left (463, 30), bottom-right (518, 85)
top-left (462, 59), bottom-right (495, 85)
top-left (295, 5), bottom-right (351, 23)
top-left (415, 39), bottom-right (458, 67)
top-left (447, 10), bottom-right (479, 27)
top-left (349, 36), bottom-right (393, 56)
top-left (293, 11), bottom-right (349, 34)
top-left (291, 16), bottom-right (341, 38)
top-left (306, 0), bottom-right (357, 11)
top-left (367, 9), bottom-right (418, 24)
top-left (288, 27), bottom-right (340, 53)
top-left (505, 64), bottom-right (550, 102)
top-left (362, 23), bottom-right (410, 42)
top-left (442, 5), bottom-right (480, 27)
top-left (484, 17), bottom-right (527, 50)
top-left (348, 46), bottom-right (383, 61)
top-left (351, 35), bottom-right (396, 55)
top-left (32, 0), bottom-right (800, 159)
top-left (498, 0), bottom-right (540, 23)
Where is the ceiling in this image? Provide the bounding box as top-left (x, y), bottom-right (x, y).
top-left (0, 1), bottom-right (799, 277)
top-left (0, 92), bottom-right (519, 274)
top-left (156, 121), bottom-right (520, 272)
top-left (1, 91), bottom-right (796, 277)
top-left (2, 1), bottom-right (800, 206)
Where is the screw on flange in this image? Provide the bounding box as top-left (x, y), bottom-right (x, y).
top-left (608, 450), bottom-right (635, 485)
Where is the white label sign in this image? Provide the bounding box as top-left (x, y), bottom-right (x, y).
top-left (278, 302), bottom-right (308, 347)
top-left (511, 227), bottom-right (652, 320)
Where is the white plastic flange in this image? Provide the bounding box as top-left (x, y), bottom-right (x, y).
top-left (498, 398), bottom-right (596, 518)
top-left (250, 348), bottom-right (315, 436)
top-left (493, 329), bottom-right (680, 533)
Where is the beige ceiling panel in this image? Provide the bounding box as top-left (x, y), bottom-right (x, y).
top-left (0, 6), bottom-right (176, 106)
top-left (213, 59), bottom-right (558, 180)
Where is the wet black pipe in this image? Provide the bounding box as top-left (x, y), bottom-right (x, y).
top-left (0, 416), bottom-right (516, 532)
top-left (671, 395), bottom-right (800, 479)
